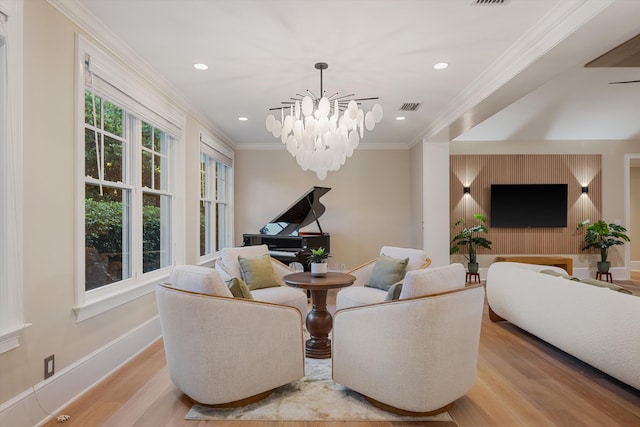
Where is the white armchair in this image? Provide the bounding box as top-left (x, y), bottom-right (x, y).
top-left (156, 267), bottom-right (305, 407)
top-left (332, 275), bottom-right (484, 415)
top-left (336, 246), bottom-right (432, 309)
top-left (215, 244), bottom-right (308, 315)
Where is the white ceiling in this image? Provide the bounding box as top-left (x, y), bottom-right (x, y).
top-left (59, 0), bottom-right (640, 148)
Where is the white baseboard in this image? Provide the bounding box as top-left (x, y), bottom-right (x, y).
top-left (0, 316), bottom-right (161, 427)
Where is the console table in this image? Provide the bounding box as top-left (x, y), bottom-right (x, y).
top-left (494, 256), bottom-right (573, 275)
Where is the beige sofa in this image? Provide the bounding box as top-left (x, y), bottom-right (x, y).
top-left (156, 268), bottom-right (304, 406)
top-left (486, 261), bottom-right (640, 390)
top-left (332, 264), bottom-right (484, 415)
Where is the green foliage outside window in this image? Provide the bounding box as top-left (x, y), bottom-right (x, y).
top-left (85, 198), bottom-right (161, 289)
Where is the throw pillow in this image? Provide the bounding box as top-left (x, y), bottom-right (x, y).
top-left (384, 281), bottom-right (404, 301)
top-left (580, 278), bottom-right (633, 295)
top-left (226, 277), bottom-right (254, 299)
top-left (238, 253), bottom-right (281, 291)
top-left (365, 254), bottom-right (409, 291)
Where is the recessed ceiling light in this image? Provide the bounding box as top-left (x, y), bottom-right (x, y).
top-left (395, 116), bottom-right (406, 121)
top-left (433, 62), bottom-right (449, 70)
top-left (238, 116), bottom-right (248, 121)
top-left (193, 63), bottom-right (209, 71)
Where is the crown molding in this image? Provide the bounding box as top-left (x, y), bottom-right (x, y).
top-left (46, 0), bottom-right (236, 149)
top-left (418, 0), bottom-right (615, 145)
top-left (237, 142), bottom-right (411, 151)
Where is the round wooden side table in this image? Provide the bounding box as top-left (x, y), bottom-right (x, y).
top-left (283, 271), bottom-right (355, 359)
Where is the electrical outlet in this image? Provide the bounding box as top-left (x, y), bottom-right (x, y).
top-left (44, 354), bottom-right (55, 379)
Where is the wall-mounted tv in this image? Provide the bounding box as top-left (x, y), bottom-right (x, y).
top-left (490, 184), bottom-right (568, 228)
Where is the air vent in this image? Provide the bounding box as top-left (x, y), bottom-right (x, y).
top-left (473, 0), bottom-right (508, 5)
top-left (399, 102), bottom-right (421, 112)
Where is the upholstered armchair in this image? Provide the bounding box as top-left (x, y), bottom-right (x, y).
top-left (336, 246), bottom-right (432, 309)
top-left (214, 244), bottom-right (308, 315)
top-left (156, 266), bottom-right (305, 407)
top-left (332, 264), bottom-right (484, 416)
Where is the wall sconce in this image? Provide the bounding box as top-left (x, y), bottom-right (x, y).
top-left (581, 186), bottom-right (589, 194)
top-left (463, 186), bottom-right (471, 195)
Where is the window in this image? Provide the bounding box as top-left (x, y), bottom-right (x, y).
top-left (200, 132), bottom-right (233, 261)
top-left (76, 37), bottom-right (185, 320)
top-left (0, 0), bottom-right (25, 354)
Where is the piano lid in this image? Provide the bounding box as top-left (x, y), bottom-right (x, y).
top-left (260, 186), bottom-right (331, 235)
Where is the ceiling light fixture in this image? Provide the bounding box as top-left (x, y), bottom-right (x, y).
top-left (193, 63), bottom-right (208, 70)
top-left (265, 62), bottom-right (383, 180)
top-left (395, 116), bottom-right (406, 121)
top-left (238, 116), bottom-right (248, 121)
top-left (433, 62), bottom-right (449, 70)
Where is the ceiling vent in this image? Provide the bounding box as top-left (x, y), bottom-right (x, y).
top-left (399, 102), bottom-right (422, 112)
top-left (473, 0), bottom-right (508, 5)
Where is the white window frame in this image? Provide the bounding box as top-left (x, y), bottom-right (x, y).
top-left (199, 130), bottom-right (234, 264)
top-left (75, 36), bottom-right (185, 321)
top-left (0, 0), bottom-right (26, 355)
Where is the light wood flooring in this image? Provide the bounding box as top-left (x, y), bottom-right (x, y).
top-left (43, 281), bottom-right (640, 427)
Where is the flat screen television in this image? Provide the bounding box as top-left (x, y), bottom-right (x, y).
top-left (490, 184), bottom-right (568, 228)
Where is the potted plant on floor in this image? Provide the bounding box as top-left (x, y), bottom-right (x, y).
top-left (451, 213), bottom-right (492, 274)
top-left (308, 247), bottom-right (330, 277)
top-left (577, 219), bottom-right (630, 273)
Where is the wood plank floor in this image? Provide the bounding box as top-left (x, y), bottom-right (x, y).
top-left (43, 282), bottom-right (640, 427)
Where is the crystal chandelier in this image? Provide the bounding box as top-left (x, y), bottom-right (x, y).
top-left (265, 62), bottom-right (383, 180)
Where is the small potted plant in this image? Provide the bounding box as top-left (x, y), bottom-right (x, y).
top-left (450, 214), bottom-right (492, 274)
top-left (577, 219), bottom-right (630, 273)
top-left (309, 247), bottom-right (330, 277)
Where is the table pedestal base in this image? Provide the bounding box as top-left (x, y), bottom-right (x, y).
top-left (305, 289), bottom-right (333, 359)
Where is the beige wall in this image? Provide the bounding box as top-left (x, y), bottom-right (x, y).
top-left (450, 140), bottom-right (640, 268)
top-left (234, 149), bottom-right (413, 269)
top-left (631, 166), bottom-right (640, 261)
top-left (409, 142), bottom-right (423, 250)
top-left (0, 0), bottom-right (206, 405)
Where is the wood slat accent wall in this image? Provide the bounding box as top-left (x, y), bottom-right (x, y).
top-left (450, 154), bottom-right (602, 255)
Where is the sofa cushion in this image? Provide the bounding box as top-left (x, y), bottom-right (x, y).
top-left (399, 263), bottom-right (466, 299)
top-left (226, 277), bottom-right (254, 299)
top-left (580, 278), bottom-right (633, 295)
top-left (365, 254), bottom-right (409, 291)
top-left (251, 286), bottom-right (309, 316)
top-left (238, 253), bottom-right (281, 291)
top-left (336, 286), bottom-right (388, 310)
top-left (169, 265), bottom-right (232, 297)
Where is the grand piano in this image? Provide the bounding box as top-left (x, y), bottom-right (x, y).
top-left (243, 186), bottom-right (330, 268)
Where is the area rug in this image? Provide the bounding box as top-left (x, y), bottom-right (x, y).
top-left (185, 357), bottom-right (454, 422)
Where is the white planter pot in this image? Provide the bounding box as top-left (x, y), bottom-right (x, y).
top-left (311, 262), bottom-right (328, 277)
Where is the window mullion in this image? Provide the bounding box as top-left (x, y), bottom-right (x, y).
top-left (129, 117), bottom-right (142, 279)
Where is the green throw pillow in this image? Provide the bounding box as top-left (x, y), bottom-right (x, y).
top-left (238, 253), bottom-right (281, 291)
top-left (580, 278), bottom-right (633, 295)
top-left (540, 270), bottom-right (580, 281)
top-left (384, 281), bottom-right (403, 301)
top-left (365, 254), bottom-right (409, 291)
top-left (540, 269), bottom-right (563, 277)
top-left (226, 277), bottom-right (254, 299)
